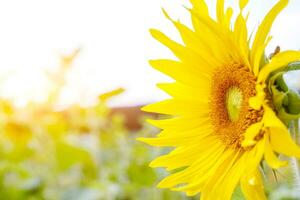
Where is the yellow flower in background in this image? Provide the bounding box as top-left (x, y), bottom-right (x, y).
top-left (3, 120), bottom-right (32, 144)
top-left (139, 0), bottom-right (300, 199)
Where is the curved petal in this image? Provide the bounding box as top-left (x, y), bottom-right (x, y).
top-left (157, 82), bottom-right (210, 101)
top-left (149, 59), bottom-right (211, 87)
top-left (165, 15), bottom-right (224, 67)
top-left (157, 144), bottom-right (225, 189)
top-left (264, 133), bottom-right (288, 169)
top-left (216, 0), bottom-right (225, 25)
top-left (269, 127), bottom-right (300, 158)
top-left (146, 115), bottom-right (209, 131)
top-left (262, 105), bottom-right (286, 128)
top-left (189, 0), bottom-right (208, 16)
top-left (234, 13), bottom-right (250, 67)
top-left (201, 138), bottom-right (265, 200)
top-left (240, 168), bottom-right (267, 200)
top-left (262, 105), bottom-right (300, 157)
top-left (252, 35), bottom-right (272, 75)
top-left (258, 50), bottom-right (300, 82)
top-left (249, 84), bottom-right (266, 110)
top-left (136, 125), bottom-right (213, 147)
top-left (149, 140), bottom-right (219, 170)
top-left (141, 99), bottom-right (209, 116)
top-left (242, 121), bottom-right (263, 147)
top-left (200, 151), bottom-right (242, 199)
top-left (173, 148), bottom-right (238, 197)
top-left (251, 0), bottom-right (288, 75)
top-left (150, 29), bottom-right (216, 71)
top-left (189, 10), bottom-right (241, 62)
top-left (239, 0), bottom-right (249, 10)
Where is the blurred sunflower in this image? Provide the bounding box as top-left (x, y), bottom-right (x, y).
top-left (3, 120), bottom-right (32, 144)
top-left (139, 0), bottom-right (300, 199)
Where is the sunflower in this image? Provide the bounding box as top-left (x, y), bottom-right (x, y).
top-left (138, 0), bottom-right (300, 199)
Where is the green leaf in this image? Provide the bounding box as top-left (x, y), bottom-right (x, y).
top-left (55, 141), bottom-right (96, 172)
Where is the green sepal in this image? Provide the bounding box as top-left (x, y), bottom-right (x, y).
top-left (274, 72), bottom-right (288, 92)
top-left (286, 90), bottom-right (300, 114)
top-left (270, 85), bottom-right (287, 111)
top-left (285, 61), bottom-right (300, 71)
top-left (277, 108), bottom-right (300, 123)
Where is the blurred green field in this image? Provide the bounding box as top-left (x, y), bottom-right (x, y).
top-left (0, 51), bottom-right (198, 200)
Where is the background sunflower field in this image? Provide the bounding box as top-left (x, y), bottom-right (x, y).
top-left (0, 53), bottom-right (198, 200)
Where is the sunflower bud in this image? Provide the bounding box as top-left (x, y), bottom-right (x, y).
top-left (268, 61), bottom-right (300, 124)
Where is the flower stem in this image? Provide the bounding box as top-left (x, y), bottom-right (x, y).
top-left (289, 120), bottom-right (300, 191)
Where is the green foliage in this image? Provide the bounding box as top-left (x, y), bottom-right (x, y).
top-left (0, 96), bottom-right (201, 200)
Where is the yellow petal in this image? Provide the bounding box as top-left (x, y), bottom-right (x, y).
top-left (150, 29), bottom-right (216, 71)
top-left (137, 125), bottom-right (213, 147)
top-left (242, 122), bottom-right (263, 147)
top-left (157, 82), bottom-right (210, 101)
top-left (252, 35), bottom-right (272, 75)
top-left (203, 139), bottom-right (265, 200)
top-left (269, 127), bottom-right (300, 158)
top-left (188, 7), bottom-right (233, 63)
top-left (149, 59), bottom-right (210, 87)
top-left (189, 0), bottom-right (208, 15)
top-left (200, 151), bottom-right (241, 199)
top-left (251, 0), bottom-right (288, 75)
top-left (262, 105), bottom-right (286, 129)
top-left (241, 168), bottom-right (267, 200)
top-left (224, 139), bottom-right (265, 200)
top-left (141, 99), bottom-right (209, 116)
top-left (258, 50), bottom-right (300, 82)
top-left (234, 13), bottom-right (250, 67)
top-left (173, 148), bottom-right (237, 197)
top-left (264, 133), bottom-right (288, 169)
top-left (203, 151), bottom-right (249, 200)
top-left (189, 0), bottom-right (209, 34)
top-left (263, 105), bottom-right (300, 158)
top-left (264, 106), bottom-right (300, 158)
top-left (146, 116), bottom-right (209, 131)
top-left (239, 0), bottom-right (249, 10)
top-left (224, 7), bottom-right (233, 29)
top-left (216, 0), bottom-right (225, 25)
top-left (190, 10), bottom-right (241, 63)
top-left (249, 84), bottom-right (266, 110)
top-left (167, 18), bottom-right (222, 67)
top-left (150, 140), bottom-right (220, 171)
top-left (157, 143), bottom-right (225, 189)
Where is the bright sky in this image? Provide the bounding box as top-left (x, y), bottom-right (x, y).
top-left (0, 0), bottom-right (299, 107)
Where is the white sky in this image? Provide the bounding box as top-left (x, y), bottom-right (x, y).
top-left (0, 0), bottom-right (299, 107)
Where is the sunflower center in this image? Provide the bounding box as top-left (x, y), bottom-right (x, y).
top-left (226, 87), bottom-right (243, 122)
top-left (209, 63), bottom-right (264, 149)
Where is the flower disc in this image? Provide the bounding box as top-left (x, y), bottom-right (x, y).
top-left (210, 63), bottom-right (263, 149)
